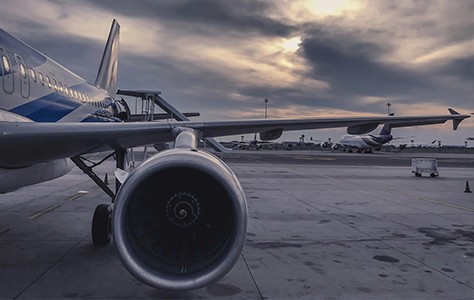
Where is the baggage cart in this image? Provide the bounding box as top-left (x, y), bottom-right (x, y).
top-left (411, 158), bottom-right (438, 177)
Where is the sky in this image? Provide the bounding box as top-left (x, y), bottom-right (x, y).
top-left (0, 0), bottom-right (473, 145)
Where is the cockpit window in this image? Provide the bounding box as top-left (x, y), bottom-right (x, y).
top-left (2, 56), bottom-right (11, 72)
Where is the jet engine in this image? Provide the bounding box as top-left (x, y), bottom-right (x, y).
top-left (113, 148), bottom-right (247, 290)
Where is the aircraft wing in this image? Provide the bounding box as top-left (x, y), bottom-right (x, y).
top-left (0, 111), bottom-right (469, 167)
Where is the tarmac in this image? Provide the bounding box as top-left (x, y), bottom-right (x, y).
top-left (0, 149), bottom-right (473, 299)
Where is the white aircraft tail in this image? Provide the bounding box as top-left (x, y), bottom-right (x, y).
top-left (379, 123), bottom-right (392, 136)
top-left (95, 19), bottom-right (120, 96)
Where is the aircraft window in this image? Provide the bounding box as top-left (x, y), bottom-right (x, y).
top-left (38, 72), bottom-right (44, 85)
top-left (1, 56), bottom-right (10, 72)
top-left (19, 64), bottom-right (26, 79)
top-left (29, 69), bottom-right (37, 82)
top-left (46, 76), bottom-right (52, 88)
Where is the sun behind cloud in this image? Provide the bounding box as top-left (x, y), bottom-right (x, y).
top-left (280, 36), bottom-right (302, 52)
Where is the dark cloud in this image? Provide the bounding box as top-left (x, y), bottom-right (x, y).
top-left (80, 0), bottom-right (296, 37)
top-left (436, 57), bottom-right (474, 80)
top-left (299, 29), bottom-right (430, 98)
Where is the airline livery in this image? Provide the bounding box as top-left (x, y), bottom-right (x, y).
top-left (332, 123), bottom-right (400, 152)
top-left (0, 20), bottom-right (470, 290)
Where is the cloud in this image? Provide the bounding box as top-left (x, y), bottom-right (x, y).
top-left (0, 0), bottom-right (472, 143)
top-left (299, 29), bottom-right (430, 97)
top-left (434, 57), bottom-right (474, 80)
top-left (80, 0), bottom-right (297, 37)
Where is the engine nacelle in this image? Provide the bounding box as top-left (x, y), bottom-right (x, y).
top-left (113, 149), bottom-right (247, 290)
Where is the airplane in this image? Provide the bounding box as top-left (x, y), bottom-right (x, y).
top-left (231, 133), bottom-right (279, 150)
top-left (0, 19), bottom-right (470, 291)
top-left (330, 123), bottom-right (410, 153)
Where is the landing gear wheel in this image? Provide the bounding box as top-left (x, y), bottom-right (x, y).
top-left (92, 204), bottom-right (112, 246)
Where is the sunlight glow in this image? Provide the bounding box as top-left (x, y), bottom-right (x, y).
top-left (280, 36), bottom-right (302, 52)
top-left (304, 0), bottom-right (361, 17)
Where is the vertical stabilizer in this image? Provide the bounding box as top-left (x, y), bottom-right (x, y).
top-left (95, 19), bottom-right (120, 96)
top-left (379, 123), bottom-right (392, 136)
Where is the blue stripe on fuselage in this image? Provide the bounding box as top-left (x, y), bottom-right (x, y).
top-left (10, 92), bottom-right (81, 122)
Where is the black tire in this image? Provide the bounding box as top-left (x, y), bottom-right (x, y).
top-left (430, 173), bottom-right (437, 178)
top-left (92, 204), bottom-right (112, 246)
top-left (415, 173), bottom-right (422, 177)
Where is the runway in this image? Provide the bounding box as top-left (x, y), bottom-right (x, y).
top-left (0, 150), bottom-right (473, 299)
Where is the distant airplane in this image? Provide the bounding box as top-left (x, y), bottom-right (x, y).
top-left (330, 124), bottom-right (414, 153)
top-left (406, 139), bottom-right (439, 149)
top-left (231, 133), bottom-right (278, 150)
top-left (331, 124), bottom-right (392, 153)
top-left (0, 20), bottom-right (470, 290)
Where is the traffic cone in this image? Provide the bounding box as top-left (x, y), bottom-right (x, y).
top-left (464, 180), bottom-right (472, 193)
top-left (104, 173), bottom-right (109, 185)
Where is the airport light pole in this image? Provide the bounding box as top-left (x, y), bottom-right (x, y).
top-left (386, 102), bottom-right (391, 116)
top-left (264, 98), bottom-right (269, 119)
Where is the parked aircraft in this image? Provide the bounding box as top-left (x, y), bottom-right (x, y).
top-left (330, 123), bottom-right (411, 153)
top-left (231, 133), bottom-right (279, 150)
top-left (0, 20), bottom-right (469, 290)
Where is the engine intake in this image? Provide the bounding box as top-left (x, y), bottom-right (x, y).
top-left (113, 149), bottom-right (247, 290)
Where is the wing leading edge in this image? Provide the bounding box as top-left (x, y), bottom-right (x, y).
top-left (0, 110), bottom-right (469, 167)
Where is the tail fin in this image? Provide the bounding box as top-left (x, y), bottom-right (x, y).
top-left (448, 108), bottom-right (462, 130)
top-left (379, 123), bottom-right (392, 136)
top-left (95, 19), bottom-right (120, 96)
